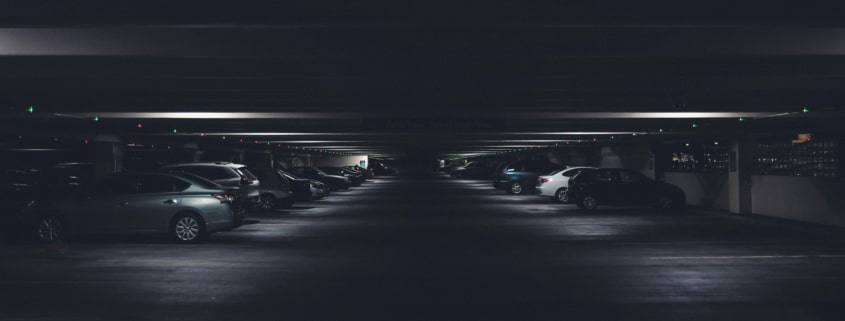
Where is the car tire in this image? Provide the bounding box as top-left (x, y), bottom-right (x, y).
top-left (171, 212), bottom-right (206, 244)
top-left (507, 181), bottom-right (524, 195)
top-left (257, 194), bottom-right (277, 212)
top-left (579, 196), bottom-right (598, 210)
top-left (554, 189), bottom-right (568, 203)
top-left (35, 214), bottom-right (67, 243)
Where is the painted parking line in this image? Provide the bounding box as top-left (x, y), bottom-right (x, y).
top-left (649, 254), bottom-right (845, 260)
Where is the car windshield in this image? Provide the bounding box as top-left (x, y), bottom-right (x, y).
top-left (277, 170), bottom-right (299, 181)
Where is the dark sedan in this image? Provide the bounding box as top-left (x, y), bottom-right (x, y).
top-left (319, 166), bottom-right (364, 186)
top-left (286, 166), bottom-right (351, 191)
top-left (565, 168), bottom-right (686, 211)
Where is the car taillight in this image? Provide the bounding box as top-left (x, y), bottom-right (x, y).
top-left (240, 177), bottom-right (255, 185)
top-left (211, 193), bottom-right (232, 203)
top-left (539, 178), bottom-right (550, 184)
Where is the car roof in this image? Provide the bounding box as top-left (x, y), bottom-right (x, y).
top-left (164, 162), bottom-right (246, 168)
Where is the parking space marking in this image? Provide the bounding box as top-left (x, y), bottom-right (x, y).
top-left (650, 254), bottom-right (845, 260)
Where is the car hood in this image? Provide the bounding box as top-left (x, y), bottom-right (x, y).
top-left (323, 175), bottom-right (348, 181)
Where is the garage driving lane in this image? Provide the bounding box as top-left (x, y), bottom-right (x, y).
top-left (2, 173), bottom-right (845, 320)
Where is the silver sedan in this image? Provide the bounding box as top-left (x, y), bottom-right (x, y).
top-left (25, 172), bottom-right (241, 243)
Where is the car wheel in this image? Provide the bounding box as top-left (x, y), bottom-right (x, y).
top-left (508, 182), bottom-right (524, 195)
top-left (257, 194), bottom-right (277, 212)
top-left (555, 189), bottom-right (568, 203)
top-left (35, 215), bottom-right (66, 243)
top-left (171, 213), bottom-right (206, 244)
top-left (580, 196), bottom-right (598, 210)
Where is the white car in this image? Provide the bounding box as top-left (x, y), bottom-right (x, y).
top-left (536, 167), bottom-right (597, 202)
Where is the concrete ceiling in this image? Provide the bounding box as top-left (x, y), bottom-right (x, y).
top-left (1, 2), bottom-right (843, 158)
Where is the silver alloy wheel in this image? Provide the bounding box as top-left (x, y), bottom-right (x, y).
top-left (37, 217), bottom-right (62, 242)
top-left (174, 217), bottom-right (200, 241)
top-left (556, 189), bottom-right (568, 202)
top-left (259, 195), bottom-right (276, 211)
top-left (582, 196), bottom-right (598, 210)
top-left (510, 182), bottom-right (523, 194)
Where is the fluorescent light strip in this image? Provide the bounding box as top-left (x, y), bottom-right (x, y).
top-left (57, 111), bottom-right (788, 119)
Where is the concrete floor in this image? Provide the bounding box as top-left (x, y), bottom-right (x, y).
top-left (3, 173), bottom-right (845, 320)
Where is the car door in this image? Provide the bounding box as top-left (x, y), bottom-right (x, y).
top-left (616, 171), bottom-right (651, 206)
top-left (590, 170), bottom-right (619, 204)
top-left (80, 176), bottom-right (139, 233)
top-left (124, 175), bottom-right (186, 232)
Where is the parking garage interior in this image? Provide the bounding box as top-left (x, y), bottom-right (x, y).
top-left (2, 2), bottom-right (845, 320)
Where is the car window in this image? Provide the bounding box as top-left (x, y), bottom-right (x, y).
top-left (618, 171), bottom-right (647, 183)
top-left (92, 176), bottom-right (140, 195)
top-left (137, 175), bottom-right (189, 193)
top-left (561, 168), bottom-right (587, 177)
top-left (237, 168), bottom-right (258, 180)
top-left (595, 170), bottom-right (613, 182)
top-left (172, 171), bottom-right (222, 189)
top-left (174, 166), bottom-right (235, 180)
top-left (506, 161), bottom-right (524, 172)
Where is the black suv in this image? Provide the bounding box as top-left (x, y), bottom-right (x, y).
top-left (566, 168), bottom-right (686, 211)
top-left (493, 160), bottom-right (563, 195)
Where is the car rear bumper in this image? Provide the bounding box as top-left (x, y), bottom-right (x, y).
top-left (535, 185), bottom-right (555, 197)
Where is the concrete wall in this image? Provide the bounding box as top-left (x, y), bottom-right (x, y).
top-left (665, 172), bottom-right (730, 211)
top-left (751, 175), bottom-right (845, 227)
top-left (310, 154), bottom-right (369, 168)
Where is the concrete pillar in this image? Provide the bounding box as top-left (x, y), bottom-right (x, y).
top-left (651, 143), bottom-right (671, 181)
top-left (254, 152), bottom-right (273, 169)
top-left (729, 136), bottom-right (755, 214)
top-left (94, 142), bottom-right (123, 179)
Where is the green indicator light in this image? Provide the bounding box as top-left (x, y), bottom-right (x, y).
top-left (221, 136), bottom-right (226, 140)
top-left (611, 136), bottom-right (615, 139)
top-left (172, 128), bottom-right (177, 133)
top-left (659, 128), bottom-right (664, 132)
top-left (93, 116), bottom-right (99, 122)
top-left (26, 105), bottom-right (34, 113)
top-left (692, 123), bottom-right (698, 128)
top-left (738, 117), bottom-right (745, 122)
top-left (802, 107), bottom-right (809, 113)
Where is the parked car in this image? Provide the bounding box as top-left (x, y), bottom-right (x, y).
top-left (1, 168), bottom-right (41, 241)
top-left (286, 166), bottom-right (351, 191)
top-left (368, 161), bottom-right (395, 176)
top-left (343, 165), bottom-right (373, 180)
top-left (2, 163), bottom-right (98, 241)
top-left (450, 161), bottom-right (494, 179)
top-left (319, 166), bottom-right (364, 186)
top-left (275, 169), bottom-right (330, 201)
top-left (250, 169), bottom-right (297, 211)
top-left (565, 168), bottom-right (686, 211)
top-left (493, 160), bottom-right (564, 195)
top-left (536, 167), bottom-right (597, 202)
top-left (161, 162), bottom-right (260, 202)
top-left (21, 171), bottom-right (243, 243)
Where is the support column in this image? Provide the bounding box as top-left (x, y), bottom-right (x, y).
top-left (94, 142), bottom-right (124, 179)
top-left (729, 136), bottom-right (755, 214)
top-left (651, 143), bottom-right (670, 181)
